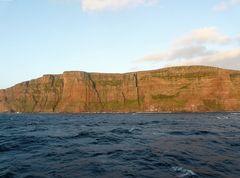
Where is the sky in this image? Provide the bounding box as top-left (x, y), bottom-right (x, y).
top-left (0, 0), bottom-right (240, 88)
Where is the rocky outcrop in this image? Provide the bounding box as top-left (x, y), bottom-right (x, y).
top-left (1, 66), bottom-right (240, 112)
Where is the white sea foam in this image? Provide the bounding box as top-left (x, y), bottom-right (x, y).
top-left (231, 113), bottom-right (240, 115)
top-left (129, 127), bottom-right (136, 132)
top-left (216, 116), bottom-right (229, 120)
top-left (172, 166), bottom-right (196, 177)
top-left (129, 127), bottom-right (140, 132)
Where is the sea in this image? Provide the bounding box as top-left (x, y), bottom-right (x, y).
top-left (0, 113), bottom-right (240, 178)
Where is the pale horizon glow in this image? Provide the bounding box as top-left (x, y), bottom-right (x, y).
top-left (0, 0), bottom-right (239, 88)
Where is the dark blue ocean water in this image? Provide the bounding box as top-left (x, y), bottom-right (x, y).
top-left (0, 113), bottom-right (240, 178)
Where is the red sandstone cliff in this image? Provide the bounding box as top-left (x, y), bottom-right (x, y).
top-left (0, 66), bottom-right (240, 112)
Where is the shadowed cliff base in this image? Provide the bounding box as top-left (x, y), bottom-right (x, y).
top-left (1, 65), bottom-right (240, 113)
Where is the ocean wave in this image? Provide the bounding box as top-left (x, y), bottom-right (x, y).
top-left (110, 128), bottom-right (132, 134)
top-left (0, 145), bottom-right (12, 152)
top-left (168, 130), bottom-right (217, 136)
top-left (172, 166), bottom-right (197, 177)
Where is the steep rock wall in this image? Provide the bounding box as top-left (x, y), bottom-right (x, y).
top-left (1, 66), bottom-right (240, 112)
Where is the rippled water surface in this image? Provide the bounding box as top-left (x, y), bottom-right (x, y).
top-left (0, 113), bottom-right (240, 178)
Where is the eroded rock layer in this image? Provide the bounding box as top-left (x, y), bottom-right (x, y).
top-left (1, 66), bottom-right (240, 112)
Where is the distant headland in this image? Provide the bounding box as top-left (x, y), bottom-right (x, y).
top-left (1, 65), bottom-right (240, 113)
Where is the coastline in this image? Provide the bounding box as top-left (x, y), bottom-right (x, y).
top-left (1, 111), bottom-right (240, 114)
top-left (1, 66), bottom-right (240, 113)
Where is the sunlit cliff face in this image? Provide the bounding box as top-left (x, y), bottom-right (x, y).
top-left (0, 66), bottom-right (240, 113)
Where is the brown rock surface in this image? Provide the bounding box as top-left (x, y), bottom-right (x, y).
top-left (1, 66), bottom-right (240, 112)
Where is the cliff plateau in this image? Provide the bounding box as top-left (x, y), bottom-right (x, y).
top-left (1, 66), bottom-right (240, 113)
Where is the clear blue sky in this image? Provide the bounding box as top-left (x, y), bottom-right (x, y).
top-left (0, 0), bottom-right (240, 88)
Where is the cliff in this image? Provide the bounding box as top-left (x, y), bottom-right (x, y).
top-left (1, 66), bottom-right (240, 113)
